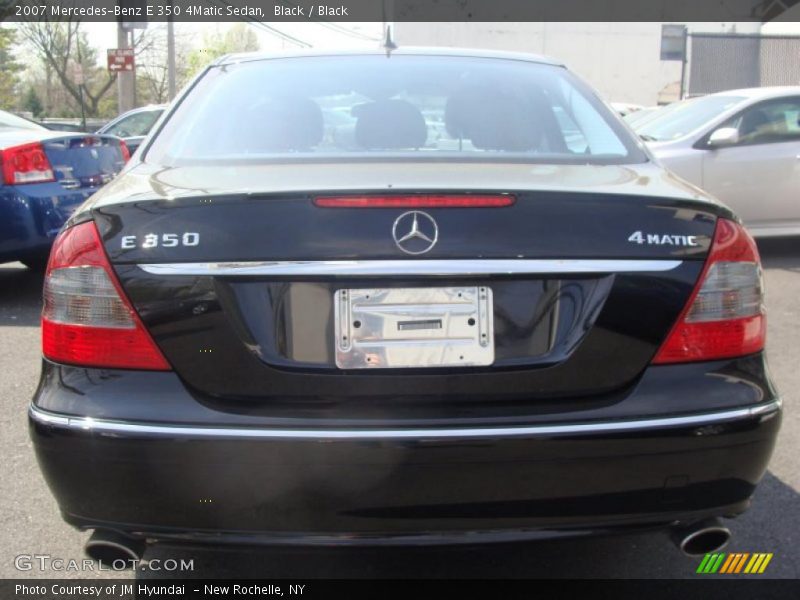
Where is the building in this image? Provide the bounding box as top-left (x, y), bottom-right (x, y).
top-left (394, 22), bottom-right (778, 106)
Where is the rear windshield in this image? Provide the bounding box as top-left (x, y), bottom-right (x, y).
top-left (146, 55), bottom-right (646, 165)
top-left (0, 110), bottom-right (46, 131)
top-left (103, 109), bottom-right (163, 137)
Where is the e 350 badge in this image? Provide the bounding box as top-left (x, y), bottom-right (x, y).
top-left (121, 233), bottom-right (200, 249)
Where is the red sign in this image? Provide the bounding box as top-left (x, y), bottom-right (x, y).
top-left (107, 49), bottom-right (135, 73)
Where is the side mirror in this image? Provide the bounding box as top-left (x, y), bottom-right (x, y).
top-left (707, 127), bottom-right (739, 148)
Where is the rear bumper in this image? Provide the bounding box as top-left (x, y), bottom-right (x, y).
top-left (0, 184), bottom-right (97, 263)
top-left (30, 379), bottom-right (781, 545)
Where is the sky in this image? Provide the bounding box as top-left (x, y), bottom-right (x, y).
top-left (26, 19), bottom-right (800, 65)
top-left (81, 21), bottom-right (385, 54)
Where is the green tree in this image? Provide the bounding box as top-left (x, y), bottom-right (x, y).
top-left (0, 27), bottom-right (23, 110)
top-left (23, 87), bottom-right (43, 117)
top-left (186, 24), bottom-right (259, 79)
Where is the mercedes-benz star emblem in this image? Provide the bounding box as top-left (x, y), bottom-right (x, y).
top-left (392, 211), bottom-right (439, 255)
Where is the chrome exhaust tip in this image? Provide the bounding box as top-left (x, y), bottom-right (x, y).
top-left (84, 530), bottom-right (145, 567)
top-left (671, 518), bottom-right (731, 556)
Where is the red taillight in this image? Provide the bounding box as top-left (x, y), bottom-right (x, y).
top-left (313, 194), bottom-right (515, 208)
top-left (653, 218), bottom-right (765, 364)
top-left (119, 140), bottom-right (131, 162)
top-left (42, 221), bottom-right (171, 371)
top-left (0, 142), bottom-right (55, 184)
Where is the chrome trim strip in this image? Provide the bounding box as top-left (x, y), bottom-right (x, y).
top-left (29, 400), bottom-right (780, 441)
top-left (137, 259), bottom-right (683, 277)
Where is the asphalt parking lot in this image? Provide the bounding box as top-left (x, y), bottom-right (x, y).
top-left (1, 239), bottom-right (798, 579)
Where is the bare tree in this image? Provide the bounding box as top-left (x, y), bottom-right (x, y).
top-left (20, 21), bottom-right (117, 116)
top-left (133, 25), bottom-right (191, 104)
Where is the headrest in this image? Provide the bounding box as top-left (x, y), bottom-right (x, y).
top-left (354, 100), bottom-right (427, 150)
top-left (252, 95), bottom-right (323, 152)
top-left (445, 86), bottom-right (547, 152)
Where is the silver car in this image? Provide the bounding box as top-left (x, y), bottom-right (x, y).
top-left (96, 105), bottom-right (166, 156)
top-left (635, 87), bottom-right (800, 238)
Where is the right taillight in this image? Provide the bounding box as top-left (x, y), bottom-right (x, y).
top-left (653, 218), bottom-right (765, 364)
top-left (42, 221), bottom-right (171, 371)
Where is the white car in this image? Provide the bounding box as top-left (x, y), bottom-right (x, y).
top-left (610, 102), bottom-right (645, 117)
top-left (634, 87), bottom-right (800, 238)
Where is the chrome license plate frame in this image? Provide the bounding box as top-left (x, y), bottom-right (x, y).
top-left (334, 286), bottom-right (494, 369)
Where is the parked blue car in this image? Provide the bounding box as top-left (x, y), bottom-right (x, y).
top-left (0, 110), bottom-right (129, 269)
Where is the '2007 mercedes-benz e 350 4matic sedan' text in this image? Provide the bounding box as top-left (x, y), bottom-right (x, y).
top-left (30, 49), bottom-right (780, 561)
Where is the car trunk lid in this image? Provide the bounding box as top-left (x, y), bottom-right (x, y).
top-left (40, 134), bottom-right (126, 190)
top-left (90, 163), bottom-right (720, 416)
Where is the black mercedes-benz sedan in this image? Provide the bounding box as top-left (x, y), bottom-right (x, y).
top-left (30, 48), bottom-right (780, 561)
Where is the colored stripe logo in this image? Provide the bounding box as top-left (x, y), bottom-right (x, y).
top-left (697, 553), bottom-right (773, 574)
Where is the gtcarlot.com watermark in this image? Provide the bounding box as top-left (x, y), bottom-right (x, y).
top-left (15, 553), bottom-right (194, 572)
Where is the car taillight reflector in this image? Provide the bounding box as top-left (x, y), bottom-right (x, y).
top-left (44, 267), bottom-right (136, 328)
top-left (1, 142), bottom-right (55, 184)
top-left (119, 140), bottom-right (131, 162)
top-left (42, 221), bottom-right (170, 370)
top-left (653, 218), bottom-right (765, 364)
top-left (314, 194), bottom-right (515, 208)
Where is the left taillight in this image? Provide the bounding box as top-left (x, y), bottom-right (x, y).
top-left (0, 142), bottom-right (55, 184)
top-left (42, 221), bottom-right (171, 370)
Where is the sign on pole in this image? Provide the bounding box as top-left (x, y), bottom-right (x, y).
top-left (73, 64), bottom-right (84, 85)
top-left (660, 24), bottom-right (687, 61)
top-left (121, 21), bottom-right (149, 30)
top-left (107, 48), bottom-right (135, 73)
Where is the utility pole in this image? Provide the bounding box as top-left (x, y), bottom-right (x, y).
top-left (117, 20), bottom-right (135, 113)
top-left (679, 27), bottom-right (689, 100)
top-left (75, 66), bottom-right (87, 130)
top-left (167, 16), bottom-right (176, 100)
top-left (78, 85), bottom-right (87, 131)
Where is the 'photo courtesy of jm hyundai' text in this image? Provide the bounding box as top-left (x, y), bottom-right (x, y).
top-left (1, 3), bottom-right (799, 591)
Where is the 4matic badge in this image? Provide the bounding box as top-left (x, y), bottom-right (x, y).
top-left (627, 231), bottom-right (699, 247)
